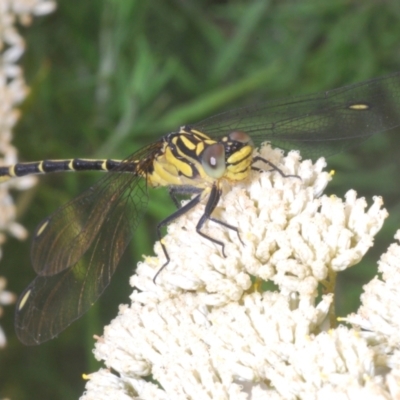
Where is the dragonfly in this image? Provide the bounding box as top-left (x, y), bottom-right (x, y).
top-left (2, 71), bottom-right (400, 345)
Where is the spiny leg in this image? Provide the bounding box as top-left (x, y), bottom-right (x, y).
top-left (194, 184), bottom-right (242, 257)
top-left (194, 184), bottom-right (227, 256)
top-left (154, 184), bottom-right (241, 282)
top-left (252, 155), bottom-right (301, 180)
top-left (207, 216), bottom-right (243, 246)
top-left (169, 186), bottom-right (242, 242)
top-left (168, 186), bottom-right (202, 209)
top-left (154, 193), bottom-right (202, 283)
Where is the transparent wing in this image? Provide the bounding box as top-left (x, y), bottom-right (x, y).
top-left (194, 71), bottom-right (400, 159)
top-left (30, 142), bottom-right (163, 276)
top-left (15, 142), bottom-right (163, 345)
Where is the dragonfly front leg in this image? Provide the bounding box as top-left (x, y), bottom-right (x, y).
top-left (195, 184), bottom-right (243, 250)
top-left (252, 155), bottom-right (301, 179)
top-left (154, 184), bottom-right (244, 282)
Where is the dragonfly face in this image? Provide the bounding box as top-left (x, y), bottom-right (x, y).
top-left (3, 71), bottom-right (400, 345)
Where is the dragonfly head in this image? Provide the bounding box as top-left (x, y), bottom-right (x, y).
top-left (201, 131), bottom-right (254, 181)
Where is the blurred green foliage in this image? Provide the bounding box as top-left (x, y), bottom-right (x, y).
top-left (2, 0), bottom-right (400, 398)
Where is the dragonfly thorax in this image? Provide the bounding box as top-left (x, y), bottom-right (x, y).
top-left (146, 128), bottom-right (254, 189)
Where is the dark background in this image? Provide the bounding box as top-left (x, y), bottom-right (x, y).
top-left (2, 1), bottom-right (400, 398)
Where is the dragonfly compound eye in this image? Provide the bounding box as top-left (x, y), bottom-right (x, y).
top-left (201, 143), bottom-right (226, 179)
top-left (228, 131), bottom-right (253, 146)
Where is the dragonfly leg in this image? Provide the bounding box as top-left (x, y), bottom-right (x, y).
top-left (194, 184), bottom-right (243, 251)
top-left (193, 184), bottom-right (226, 257)
top-left (169, 188), bottom-right (181, 209)
top-left (208, 216), bottom-right (243, 245)
top-left (252, 156), bottom-right (301, 179)
top-left (194, 183), bottom-right (243, 254)
top-left (154, 184), bottom-right (241, 282)
top-left (154, 193), bottom-right (202, 282)
top-left (169, 186), bottom-right (202, 209)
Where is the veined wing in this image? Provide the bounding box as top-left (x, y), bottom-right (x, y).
top-left (15, 141), bottom-right (163, 345)
top-left (30, 141), bottom-right (163, 276)
top-left (194, 71), bottom-right (400, 159)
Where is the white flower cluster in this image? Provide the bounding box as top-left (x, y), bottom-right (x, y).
top-left (0, 0), bottom-right (55, 344)
top-left (81, 145), bottom-right (398, 399)
top-left (0, 0), bottom-right (56, 243)
top-left (0, 276), bottom-right (15, 347)
top-left (1, 0), bottom-right (55, 25)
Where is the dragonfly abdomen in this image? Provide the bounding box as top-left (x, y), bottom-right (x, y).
top-left (0, 158), bottom-right (124, 178)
